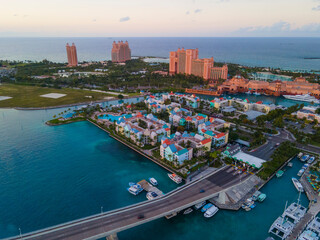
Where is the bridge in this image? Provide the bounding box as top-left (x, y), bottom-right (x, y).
top-left (6, 166), bottom-right (250, 240)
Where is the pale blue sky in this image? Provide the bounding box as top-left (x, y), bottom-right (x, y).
top-left (1, 0), bottom-right (320, 37)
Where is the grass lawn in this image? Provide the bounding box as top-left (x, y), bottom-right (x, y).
top-left (0, 84), bottom-right (115, 108)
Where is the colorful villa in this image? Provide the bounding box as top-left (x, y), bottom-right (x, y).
top-left (294, 106), bottom-right (320, 122)
top-left (111, 41), bottom-right (131, 63)
top-left (169, 48), bottom-right (228, 83)
top-left (218, 75), bottom-right (320, 98)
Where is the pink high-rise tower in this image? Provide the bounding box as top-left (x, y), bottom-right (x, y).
top-left (111, 41), bottom-right (131, 63)
top-left (66, 43), bottom-right (78, 67)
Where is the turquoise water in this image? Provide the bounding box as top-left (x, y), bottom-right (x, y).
top-left (98, 113), bottom-right (133, 121)
top-left (252, 72), bottom-right (293, 82)
top-left (0, 97), bottom-right (311, 239)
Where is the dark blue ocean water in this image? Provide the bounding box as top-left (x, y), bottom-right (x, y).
top-left (0, 96), bottom-right (310, 239)
top-left (0, 37), bottom-right (319, 71)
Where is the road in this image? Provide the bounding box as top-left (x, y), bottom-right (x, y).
top-left (6, 166), bottom-right (250, 240)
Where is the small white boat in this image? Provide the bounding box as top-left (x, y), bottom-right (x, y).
top-left (183, 208), bottom-right (193, 215)
top-left (301, 155), bottom-right (309, 162)
top-left (149, 177), bottom-right (158, 186)
top-left (298, 168), bottom-right (305, 177)
top-left (146, 191), bottom-right (158, 200)
top-left (292, 178), bottom-right (304, 192)
top-left (201, 203), bottom-right (213, 213)
top-left (194, 201), bottom-right (206, 210)
top-left (308, 156), bottom-right (315, 164)
top-left (127, 183), bottom-right (144, 195)
top-left (287, 162), bottom-right (293, 167)
top-left (302, 164), bottom-right (309, 170)
top-left (253, 92), bottom-right (261, 96)
top-left (245, 91), bottom-right (252, 94)
top-left (168, 173), bottom-right (182, 184)
top-left (298, 152), bottom-right (303, 159)
top-left (204, 205), bottom-right (219, 218)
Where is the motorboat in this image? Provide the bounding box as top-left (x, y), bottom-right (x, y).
top-left (127, 183), bottom-right (144, 195)
top-left (168, 173), bottom-right (182, 184)
top-left (252, 191), bottom-right (262, 201)
top-left (183, 208), bottom-right (193, 215)
top-left (253, 92), bottom-right (261, 96)
top-left (245, 91), bottom-right (252, 94)
top-left (204, 205), bottom-right (219, 218)
top-left (288, 162), bottom-right (293, 167)
top-left (149, 177), bottom-right (158, 186)
top-left (308, 156), bottom-right (316, 164)
top-left (298, 152), bottom-right (303, 159)
top-left (302, 164), bottom-right (310, 170)
top-left (301, 155), bottom-right (310, 162)
top-left (292, 178), bottom-right (304, 192)
top-left (194, 201), bottom-right (206, 210)
top-left (146, 191), bottom-right (158, 200)
top-left (298, 169), bottom-right (305, 177)
top-left (276, 170), bottom-right (284, 178)
top-left (201, 203), bottom-right (213, 213)
top-left (283, 94), bottom-right (320, 104)
top-left (258, 193), bottom-right (267, 202)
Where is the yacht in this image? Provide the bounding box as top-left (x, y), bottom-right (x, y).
top-left (204, 205), bottom-right (219, 218)
top-left (183, 208), bottom-right (193, 215)
top-left (146, 191), bottom-right (158, 200)
top-left (308, 156), bottom-right (316, 164)
top-left (258, 193), bottom-right (267, 202)
top-left (283, 94), bottom-right (320, 104)
top-left (302, 164), bottom-right (310, 170)
top-left (168, 173), bottom-right (182, 184)
top-left (252, 191), bottom-right (262, 201)
top-left (149, 177), bottom-right (158, 186)
top-left (201, 203), bottom-right (213, 213)
top-left (298, 169), bottom-right (305, 177)
top-left (253, 92), bottom-right (261, 96)
top-left (298, 217), bottom-right (320, 240)
top-left (298, 230), bottom-right (319, 240)
top-left (245, 91), bottom-right (252, 94)
top-left (298, 152), bottom-right (304, 159)
top-left (194, 201), bottom-right (206, 210)
top-left (127, 183), bottom-right (144, 195)
top-left (301, 155), bottom-right (310, 162)
top-left (292, 178), bottom-right (304, 192)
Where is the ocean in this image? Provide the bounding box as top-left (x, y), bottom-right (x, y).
top-left (0, 37), bottom-right (320, 71)
top-left (0, 96), bottom-right (310, 239)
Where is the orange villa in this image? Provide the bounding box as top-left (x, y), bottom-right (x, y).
top-left (169, 48), bottom-right (228, 83)
top-left (218, 75), bottom-right (320, 98)
top-left (66, 43), bottom-right (78, 67)
top-left (111, 41), bottom-right (131, 63)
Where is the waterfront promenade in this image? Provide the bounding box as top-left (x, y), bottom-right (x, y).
top-left (5, 166), bottom-right (251, 240)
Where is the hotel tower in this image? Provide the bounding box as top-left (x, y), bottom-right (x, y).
top-left (111, 41), bottom-right (131, 63)
top-left (66, 43), bottom-right (78, 67)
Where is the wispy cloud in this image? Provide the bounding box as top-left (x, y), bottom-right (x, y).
top-left (186, 11), bottom-right (190, 15)
top-left (119, 16), bottom-right (130, 22)
top-left (194, 9), bottom-right (202, 14)
top-left (312, 5), bottom-right (320, 11)
top-left (92, 19), bottom-right (97, 22)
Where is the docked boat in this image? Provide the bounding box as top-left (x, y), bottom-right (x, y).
top-left (242, 198), bottom-right (255, 211)
top-left (204, 205), bottom-right (219, 218)
top-left (298, 230), bottom-right (319, 240)
top-left (258, 193), bottom-right (267, 202)
top-left (252, 191), bottom-right (262, 201)
top-left (168, 173), bottom-right (182, 184)
top-left (308, 156), bottom-right (316, 164)
top-left (201, 203), bottom-right (213, 213)
top-left (298, 217), bottom-right (320, 240)
top-left (283, 94), bottom-right (320, 104)
top-left (301, 155), bottom-right (310, 162)
top-left (276, 170), bottom-right (284, 178)
top-left (183, 208), bottom-right (193, 215)
top-left (302, 164), bottom-right (310, 170)
top-left (245, 91), bottom-right (252, 94)
top-left (194, 201), bottom-right (206, 210)
top-left (298, 152), bottom-right (303, 159)
top-left (288, 162), bottom-right (293, 167)
top-left (253, 92), bottom-right (261, 96)
top-left (292, 178), bottom-right (304, 192)
top-left (149, 177), bottom-right (158, 186)
top-left (298, 169), bottom-right (305, 177)
top-left (127, 183), bottom-right (144, 195)
top-left (146, 191), bottom-right (158, 200)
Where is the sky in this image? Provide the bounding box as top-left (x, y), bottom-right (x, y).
top-left (1, 0), bottom-right (320, 37)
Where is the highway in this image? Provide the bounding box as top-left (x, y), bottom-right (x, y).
top-left (6, 166), bottom-right (249, 240)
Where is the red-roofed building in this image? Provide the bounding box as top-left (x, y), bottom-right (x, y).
top-left (256, 101), bottom-right (263, 104)
top-left (126, 105), bottom-right (132, 109)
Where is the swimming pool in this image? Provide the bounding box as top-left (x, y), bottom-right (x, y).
top-left (98, 113), bottom-right (133, 122)
top-left (252, 72), bottom-right (293, 81)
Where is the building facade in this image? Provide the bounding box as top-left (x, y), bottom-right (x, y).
top-left (66, 43), bottom-right (78, 67)
top-left (169, 48), bottom-right (228, 81)
top-left (111, 41), bottom-right (131, 63)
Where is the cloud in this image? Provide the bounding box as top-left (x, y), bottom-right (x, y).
top-left (194, 9), bottom-right (202, 13)
top-left (13, 14), bottom-right (18, 17)
top-left (92, 19), bottom-right (96, 22)
top-left (119, 16), bottom-right (130, 22)
top-left (312, 5), bottom-right (320, 10)
top-left (186, 11), bottom-right (190, 15)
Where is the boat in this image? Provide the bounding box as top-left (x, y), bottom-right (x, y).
top-left (242, 198), bottom-right (255, 210)
top-left (283, 94), bottom-right (320, 104)
top-left (292, 178), bottom-right (304, 192)
top-left (288, 162), bottom-right (293, 167)
top-left (253, 92), bottom-right (261, 96)
top-left (146, 191), bottom-right (158, 200)
top-left (258, 193), bottom-right (267, 202)
top-left (201, 203), bottom-right (213, 213)
top-left (168, 173), bottom-right (182, 184)
top-left (298, 152), bottom-right (303, 159)
top-left (276, 170), bottom-right (285, 178)
top-left (245, 91), bottom-right (252, 94)
top-left (298, 230), bottom-right (319, 240)
top-left (301, 155), bottom-right (310, 162)
top-left (308, 156), bottom-right (316, 164)
top-left (302, 164), bottom-right (310, 170)
top-left (204, 205), bottom-right (219, 218)
top-left (127, 183), bottom-right (144, 195)
top-left (149, 177), bottom-right (158, 186)
top-left (194, 201), bottom-right (206, 210)
top-left (298, 169), bottom-right (305, 177)
top-left (252, 190), bottom-right (262, 201)
top-left (298, 217), bottom-right (320, 240)
top-left (183, 208), bottom-right (193, 215)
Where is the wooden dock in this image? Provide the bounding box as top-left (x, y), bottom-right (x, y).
top-left (137, 179), bottom-right (163, 196)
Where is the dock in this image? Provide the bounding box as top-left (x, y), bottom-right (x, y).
top-left (137, 179), bottom-right (164, 196)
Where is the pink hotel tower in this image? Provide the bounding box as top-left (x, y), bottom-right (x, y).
top-left (169, 48), bottom-right (228, 82)
top-left (66, 43), bottom-right (78, 67)
top-left (111, 41), bottom-right (131, 63)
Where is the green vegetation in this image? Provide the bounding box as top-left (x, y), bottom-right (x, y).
top-left (258, 141), bottom-right (299, 180)
top-left (46, 117), bottom-right (86, 125)
top-left (0, 84), bottom-right (113, 108)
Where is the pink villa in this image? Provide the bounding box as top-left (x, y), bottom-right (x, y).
top-left (66, 43), bottom-right (78, 67)
top-left (169, 48), bottom-right (228, 82)
top-left (111, 41), bottom-right (131, 63)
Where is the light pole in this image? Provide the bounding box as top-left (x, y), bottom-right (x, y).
top-left (101, 206), bottom-right (103, 214)
top-left (19, 228), bottom-right (22, 239)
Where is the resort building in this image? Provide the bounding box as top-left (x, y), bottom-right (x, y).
top-left (169, 48), bottom-right (228, 81)
top-left (66, 43), bottom-right (78, 67)
top-left (294, 106), bottom-right (320, 122)
top-left (111, 41), bottom-right (131, 63)
top-left (218, 75), bottom-right (320, 98)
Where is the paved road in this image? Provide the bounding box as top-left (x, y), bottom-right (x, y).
top-left (6, 166), bottom-right (249, 240)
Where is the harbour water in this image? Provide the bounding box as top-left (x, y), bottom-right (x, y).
top-left (0, 96), bottom-right (311, 239)
top-left (0, 37), bottom-right (319, 71)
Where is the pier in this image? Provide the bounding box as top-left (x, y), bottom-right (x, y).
top-left (137, 179), bottom-right (163, 196)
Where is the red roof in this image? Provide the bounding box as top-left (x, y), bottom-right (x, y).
top-left (209, 117), bottom-right (215, 123)
top-left (163, 139), bottom-right (171, 145)
top-left (191, 94), bottom-right (196, 98)
top-left (170, 91), bottom-right (174, 95)
top-left (165, 128), bottom-right (170, 131)
top-left (126, 105), bottom-right (132, 108)
top-left (219, 98), bottom-right (224, 101)
top-left (186, 116), bottom-right (192, 121)
top-left (214, 133), bottom-right (225, 139)
top-left (196, 116), bottom-right (204, 121)
top-left (201, 138), bottom-right (211, 145)
top-left (210, 100), bottom-right (215, 103)
top-left (149, 95), bottom-right (155, 98)
top-left (201, 129), bottom-right (206, 133)
top-left (256, 101), bottom-right (263, 104)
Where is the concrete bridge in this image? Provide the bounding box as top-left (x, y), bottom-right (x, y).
top-left (6, 166), bottom-right (250, 240)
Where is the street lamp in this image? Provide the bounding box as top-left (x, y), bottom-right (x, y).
top-left (101, 206), bottom-right (103, 214)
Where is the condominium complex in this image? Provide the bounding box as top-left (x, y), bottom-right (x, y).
top-left (66, 43), bottom-right (78, 67)
top-left (169, 48), bottom-right (228, 82)
top-left (111, 41), bottom-right (131, 63)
